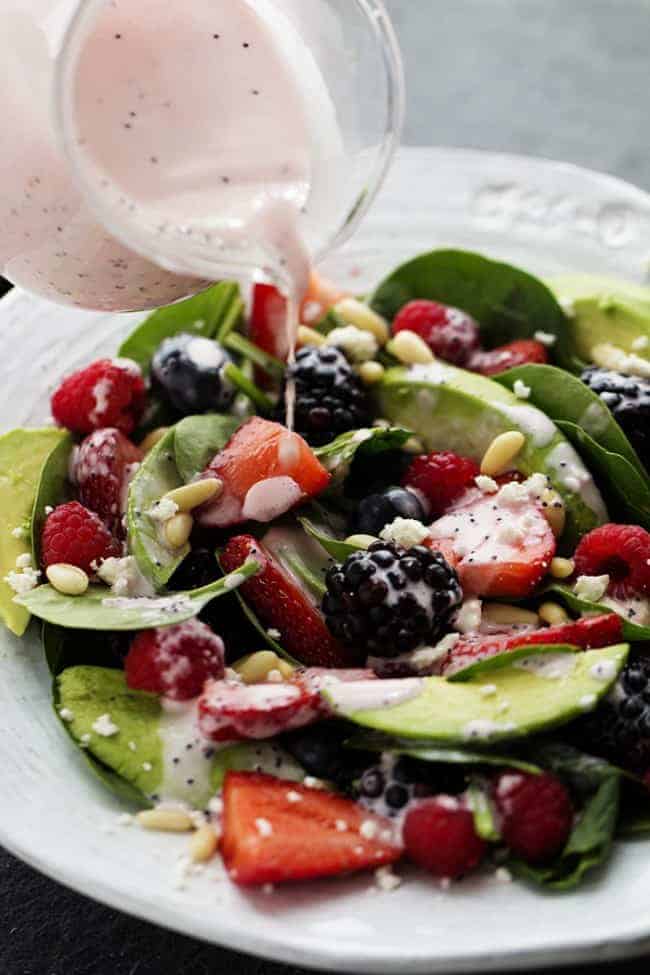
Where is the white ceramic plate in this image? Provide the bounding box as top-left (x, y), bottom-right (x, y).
top-left (2, 147), bottom-right (650, 974)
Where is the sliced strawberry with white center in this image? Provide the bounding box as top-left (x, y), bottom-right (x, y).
top-left (199, 676), bottom-right (321, 741)
top-left (221, 771), bottom-right (401, 886)
top-left (429, 477), bottom-right (556, 599)
top-left (72, 427), bottom-right (142, 537)
top-left (197, 417), bottom-right (330, 528)
top-left (221, 535), bottom-right (358, 668)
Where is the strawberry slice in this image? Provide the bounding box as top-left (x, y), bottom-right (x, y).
top-left (442, 613), bottom-right (623, 676)
top-left (221, 771), bottom-right (402, 886)
top-left (469, 339), bottom-right (549, 377)
top-left (197, 417), bottom-right (330, 528)
top-left (250, 283), bottom-right (291, 363)
top-left (220, 535), bottom-right (358, 667)
top-left (72, 427), bottom-right (143, 537)
top-left (429, 482), bottom-right (556, 599)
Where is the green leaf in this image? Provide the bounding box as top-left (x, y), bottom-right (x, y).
top-left (546, 583), bottom-right (650, 642)
top-left (223, 331), bottom-right (285, 378)
top-left (30, 434), bottom-right (73, 567)
top-left (448, 644), bottom-right (579, 683)
top-left (118, 281), bottom-right (244, 374)
top-left (467, 780), bottom-right (501, 841)
top-left (314, 427), bottom-right (412, 482)
top-left (173, 414), bottom-right (241, 484)
top-left (16, 560), bottom-right (259, 630)
top-left (42, 622), bottom-right (128, 676)
top-left (298, 514), bottom-right (360, 561)
top-left (223, 362), bottom-right (274, 413)
top-left (368, 249), bottom-right (574, 369)
top-left (345, 732), bottom-right (542, 774)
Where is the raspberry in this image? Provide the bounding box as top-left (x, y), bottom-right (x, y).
top-left (494, 771), bottom-right (573, 864)
top-left (403, 796), bottom-right (486, 879)
top-left (51, 358), bottom-right (145, 435)
top-left (392, 301), bottom-right (480, 366)
top-left (469, 339), bottom-right (548, 377)
top-left (573, 524), bottom-right (650, 598)
top-left (41, 501), bottom-right (121, 574)
top-left (402, 451), bottom-right (479, 517)
top-left (125, 619), bottom-right (225, 701)
top-left (72, 428), bottom-right (143, 537)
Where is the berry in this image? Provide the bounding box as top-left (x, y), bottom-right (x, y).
top-left (199, 674), bottom-right (323, 741)
top-left (220, 535), bottom-right (356, 668)
top-left (197, 417), bottom-right (330, 528)
top-left (429, 484), bottom-right (556, 599)
top-left (72, 428), bottom-right (143, 537)
top-left (281, 721), bottom-right (376, 788)
top-left (392, 300), bottom-right (480, 366)
top-left (357, 754), bottom-right (466, 817)
top-left (221, 771), bottom-right (401, 886)
top-left (402, 451), bottom-right (479, 517)
top-left (570, 655), bottom-right (650, 773)
top-left (442, 613), bottom-right (623, 676)
top-left (282, 345), bottom-right (371, 446)
top-left (469, 339), bottom-right (549, 377)
top-left (581, 367), bottom-right (650, 470)
top-left (151, 332), bottom-right (235, 416)
top-left (494, 771), bottom-right (573, 864)
top-left (402, 796), bottom-right (486, 879)
top-left (249, 282), bottom-right (291, 361)
top-left (41, 501), bottom-right (121, 574)
top-left (351, 486), bottom-right (428, 537)
top-left (573, 524), bottom-right (650, 598)
top-left (51, 358), bottom-right (145, 435)
top-left (125, 619), bottom-right (225, 701)
top-left (323, 541), bottom-right (463, 659)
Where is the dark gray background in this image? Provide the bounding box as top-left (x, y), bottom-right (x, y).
top-left (1, 1), bottom-right (648, 972)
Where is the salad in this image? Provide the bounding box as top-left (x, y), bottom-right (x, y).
top-left (3, 248), bottom-right (650, 892)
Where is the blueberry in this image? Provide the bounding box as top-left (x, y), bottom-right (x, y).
top-left (352, 486), bottom-right (427, 537)
top-left (282, 722), bottom-right (374, 787)
top-left (151, 332), bottom-right (235, 415)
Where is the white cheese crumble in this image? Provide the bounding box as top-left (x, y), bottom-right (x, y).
top-left (360, 819), bottom-right (379, 840)
top-left (286, 790), bottom-right (302, 803)
top-left (463, 719), bottom-right (516, 741)
top-left (97, 556), bottom-right (154, 597)
top-left (304, 776), bottom-right (327, 790)
top-left (579, 693), bottom-right (597, 711)
top-left (128, 740), bottom-right (137, 752)
top-left (374, 866), bottom-right (401, 892)
top-left (557, 297), bottom-right (575, 318)
top-left (147, 497), bottom-right (179, 523)
top-left (326, 325), bottom-right (379, 363)
top-left (335, 819), bottom-right (348, 832)
top-left (11, 526), bottom-right (26, 539)
top-left (574, 574), bottom-right (610, 603)
top-left (5, 566), bottom-right (41, 595)
top-left (590, 659), bottom-right (617, 682)
top-left (267, 628), bottom-right (281, 640)
top-left (59, 708), bottom-right (74, 722)
top-left (632, 335), bottom-right (649, 352)
top-left (479, 684), bottom-right (497, 698)
top-left (513, 379), bottom-right (531, 400)
top-left (15, 553), bottom-right (32, 569)
top-left (255, 817), bottom-right (273, 837)
top-left (142, 761), bottom-right (153, 772)
top-left (534, 330), bottom-right (557, 347)
top-left (495, 866), bottom-right (513, 884)
top-left (475, 475), bottom-right (498, 494)
top-left (92, 714), bottom-right (119, 737)
top-left (379, 517), bottom-right (429, 548)
top-left (454, 598), bottom-right (483, 634)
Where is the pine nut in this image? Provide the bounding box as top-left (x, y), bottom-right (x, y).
top-left (344, 534), bottom-right (378, 550)
top-left (357, 361), bottom-right (385, 385)
top-left (550, 557), bottom-right (575, 579)
top-left (387, 330), bottom-right (435, 365)
top-left (165, 478), bottom-right (222, 512)
top-left (139, 427), bottom-right (169, 453)
top-left (403, 436), bottom-right (425, 454)
top-left (163, 512), bottom-right (193, 549)
top-left (234, 650), bottom-right (291, 684)
top-left (46, 563), bottom-right (89, 596)
top-left (483, 603), bottom-right (539, 627)
top-left (334, 298), bottom-right (390, 344)
top-left (538, 601), bottom-right (570, 626)
top-left (137, 809), bottom-right (194, 832)
top-left (541, 488), bottom-right (566, 539)
top-left (189, 823), bottom-right (219, 863)
top-left (297, 325), bottom-right (326, 347)
top-left (480, 431), bottom-right (526, 476)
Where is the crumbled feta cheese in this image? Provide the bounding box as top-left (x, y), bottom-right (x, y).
top-left (497, 472), bottom-right (548, 508)
top-left (326, 325), bottom-right (379, 363)
top-left (574, 574), bottom-right (609, 603)
top-left (11, 525), bottom-right (26, 539)
top-left (92, 713), bottom-right (119, 737)
top-left (534, 330), bottom-right (557, 347)
top-left (267, 628), bottom-right (281, 640)
top-left (579, 693), bottom-right (597, 711)
top-left (117, 813), bottom-right (134, 827)
top-left (497, 523), bottom-right (525, 545)
top-left (590, 659), bottom-right (617, 682)
top-left (374, 866), bottom-right (401, 891)
top-left (59, 708), bottom-right (74, 722)
top-left (335, 819), bottom-right (348, 832)
top-left (495, 866), bottom-right (513, 884)
top-left (454, 598), bottom-right (482, 634)
top-left (44, 505), bottom-right (54, 516)
top-left (632, 335), bottom-right (649, 352)
top-left (303, 776), bottom-right (327, 790)
top-left (360, 819), bottom-right (379, 840)
top-left (379, 517), bottom-right (429, 548)
top-left (147, 497), bottom-right (179, 523)
top-left (475, 475), bottom-right (498, 494)
top-left (5, 566), bottom-right (41, 595)
top-left (479, 684), bottom-right (497, 698)
top-left (15, 553), bottom-right (32, 569)
top-left (208, 796), bottom-right (224, 816)
top-left (286, 790), bottom-right (302, 803)
top-left (97, 556), bottom-right (153, 597)
top-left (128, 740), bottom-right (137, 752)
top-left (80, 733), bottom-right (91, 746)
top-left (557, 298), bottom-right (575, 318)
top-left (255, 817), bottom-right (273, 837)
top-left (513, 379), bottom-right (531, 400)
top-left (142, 761), bottom-right (153, 772)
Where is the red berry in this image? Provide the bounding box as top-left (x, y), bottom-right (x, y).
top-left (573, 524), bottom-right (650, 598)
top-left (41, 501), bottom-right (121, 574)
top-left (72, 428), bottom-right (143, 537)
top-left (403, 796), bottom-right (486, 879)
top-left (469, 339), bottom-right (549, 377)
top-left (392, 300), bottom-right (480, 366)
top-left (402, 451), bottom-right (479, 517)
top-left (51, 358), bottom-right (146, 435)
top-left (125, 619), bottom-right (225, 701)
top-left (494, 771), bottom-right (573, 864)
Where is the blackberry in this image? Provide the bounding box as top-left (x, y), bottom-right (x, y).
top-left (151, 332), bottom-right (235, 415)
top-left (571, 655), bottom-right (650, 773)
top-left (350, 486), bottom-right (428, 537)
top-left (281, 720), bottom-right (374, 789)
top-left (281, 345), bottom-right (370, 446)
top-left (357, 754), bottom-right (466, 817)
top-left (581, 367), bottom-right (650, 470)
top-left (322, 540), bottom-right (463, 658)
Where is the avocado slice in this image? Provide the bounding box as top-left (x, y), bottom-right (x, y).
top-left (374, 364), bottom-right (607, 546)
top-left (322, 644), bottom-right (628, 744)
top-left (548, 274), bottom-right (650, 367)
top-left (0, 428), bottom-right (70, 636)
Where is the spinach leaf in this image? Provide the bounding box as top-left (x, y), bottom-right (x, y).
top-left (30, 434), bottom-right (73, 567)
top-left (173, 414), bottom-right (241, 484)
top-left (298, 514), bottom-right (360, 561)
top-left (448, 644), bottom-right (579, 683)
top-left (42, 622), bottom-right (128, 676)
top-left (546, 583), bottom-right (650, 642)
top-left (118, 281), bottom-right (244, 374)
top-left (346, 731), bottom-right (541, 774)
top-left (314, 426), bottom-right (412, 483)
top-left (16, 559), bottom-right (258, 630)
top-left (511, 744), bottom-right (621, 889)
top-left (369, 249), bottom-right (574, 369)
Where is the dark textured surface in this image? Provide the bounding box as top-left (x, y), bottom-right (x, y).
top-left (1, 1), bottom-right (648, 972)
